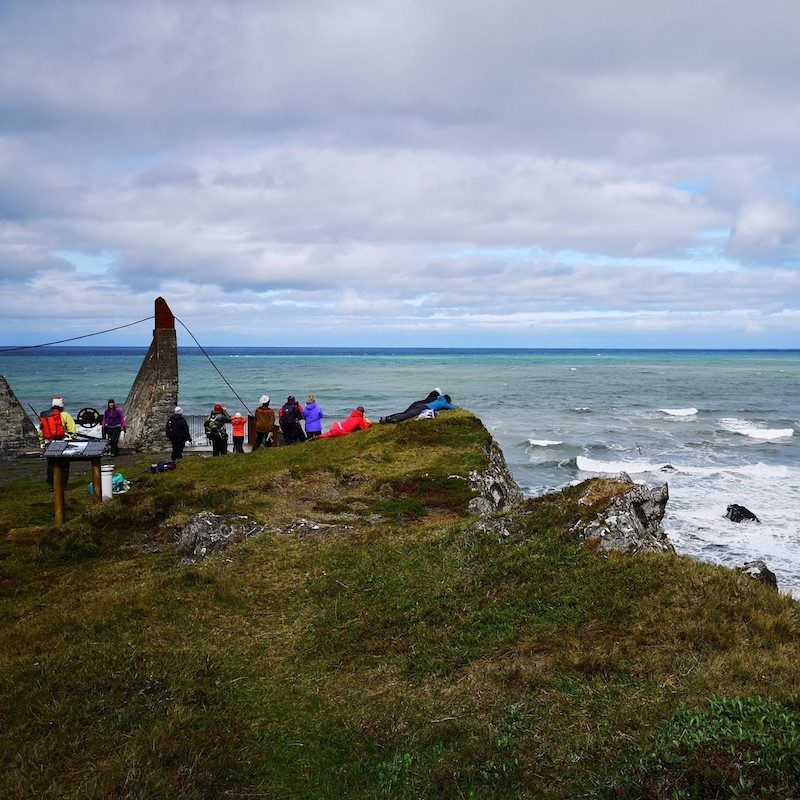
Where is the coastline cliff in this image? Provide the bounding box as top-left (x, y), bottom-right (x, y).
top-left (1, 411), bottom-right (798, 799)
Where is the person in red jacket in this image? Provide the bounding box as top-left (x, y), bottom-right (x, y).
top-left (318, 406), bottom-right (372, 439)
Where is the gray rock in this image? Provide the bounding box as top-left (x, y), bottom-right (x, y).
top-left (467, 440), bottom-right (524, 515)
top-left (280, 517), bottom-right (352, 536)
top-left (471, 514), bottom-right (516, 539)
top-left (176, 511), bottom-right (264, 560)
top-left (736, 559), bottom-right (778, 591)
top-left (573, 482), bottom-right (674, 554)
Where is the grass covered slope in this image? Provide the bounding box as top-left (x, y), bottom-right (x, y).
top-left (1, 411), bottom-right (799, 799)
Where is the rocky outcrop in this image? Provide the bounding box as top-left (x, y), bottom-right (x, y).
top-left (0, 375), bottom-right (39, 456)
top-left (573, 482), bottom-right (674, 554)
top-left (176, 512), bottom-right (264, 561)
top-left (467, 439), bottom-right (524, 515)
top-left (726, 504), bottom-right (760, 524)
top-left (736, 560), bottom-right (778, 591)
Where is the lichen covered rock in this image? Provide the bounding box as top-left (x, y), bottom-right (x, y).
top-left (737, 559), bottom-right (778, 590)
top-left (176, 511), bottom-right (264, 560)
top-left (573, 482), bottom-right (674, 554)
top-left (468, 439), bottom-right (524, 515)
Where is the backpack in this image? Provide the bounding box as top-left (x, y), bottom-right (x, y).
top-left (204, 416), bottom-right (217, 437)
top-left (40, 408), bottom-right (65, 440)
top-left (280, 402), bottom-right (297, 428)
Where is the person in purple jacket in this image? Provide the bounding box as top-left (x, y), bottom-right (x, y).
top-left (303, 395), bottom-right (324, 439)
top-left (101, 398), bottom-right (127, 456)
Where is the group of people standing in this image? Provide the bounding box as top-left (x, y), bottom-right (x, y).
top-left (38, 388), bottom-right (457, 485)
top-left (165, 393), bottom-right (343, 458)
top-left (165, 387), bottom-right (446, 459)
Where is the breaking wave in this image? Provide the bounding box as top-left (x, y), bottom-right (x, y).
top-left (659, 407), bottom-right (698, 417)
top-left (719, 418), bottom-right (794, 441)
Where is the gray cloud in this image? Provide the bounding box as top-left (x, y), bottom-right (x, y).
top-left (0, 0), bottom-right (798, 344)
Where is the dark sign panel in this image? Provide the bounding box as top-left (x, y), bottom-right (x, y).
top-left (43, 440), bottom-right (108, 458)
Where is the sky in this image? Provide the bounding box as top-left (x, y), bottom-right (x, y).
top-left (1, 0), bottom-right (799, 348)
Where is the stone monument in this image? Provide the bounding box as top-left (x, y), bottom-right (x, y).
top-left (0, 375), bottom-right (39, 455)
top-left (125, 297), bottom-right (178, 451)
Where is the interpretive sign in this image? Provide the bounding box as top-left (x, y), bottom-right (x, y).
top-left (43, 439), bottom-right (108, 523)
top-left (43, 440), bottom-right (108, 458)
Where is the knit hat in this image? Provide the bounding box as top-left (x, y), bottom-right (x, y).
top-left (233, 412), bottom-right (242, 418)
top-left (434, 387), bottom-right (442, 395)
top-left (174, 406), bottom-right (182, 414)
top-left (260, 395), bottom-right (270, 404)
top-left (51, 396), bottom-right (64, 408)
top-left (214, 403), bottom-right (223, 412)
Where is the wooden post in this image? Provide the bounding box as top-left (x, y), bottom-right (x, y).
top-left (52, 460), bottom-right (65, 525)
top-left (90, 458), bottom-right (102, 503)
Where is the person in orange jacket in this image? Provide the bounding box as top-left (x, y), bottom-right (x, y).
top-left (231, 412), bottom-right (247, 453)
top-left (318, 406), bottom-right (372, 439)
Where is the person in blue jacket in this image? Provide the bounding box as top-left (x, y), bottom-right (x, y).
top-left (380, 389), bottom-right (456, 424)
top-left (426, 394), bottom-right (456, 413)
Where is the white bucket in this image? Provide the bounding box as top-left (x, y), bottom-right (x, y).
top-left (101, 464), bottom-right (114, 502)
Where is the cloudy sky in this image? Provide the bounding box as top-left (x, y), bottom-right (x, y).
top-left (1, 0), bottom-right (799, 347)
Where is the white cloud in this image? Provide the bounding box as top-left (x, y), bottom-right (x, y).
top-left (0, 1), bottom-right (798, 345)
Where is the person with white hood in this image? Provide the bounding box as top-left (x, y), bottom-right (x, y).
top-left (165, 406), bottom-right (192, 461)
top-left (379, 389), bottom-right (443, 425)
top-left (251, 395), bottom-right (275, 450)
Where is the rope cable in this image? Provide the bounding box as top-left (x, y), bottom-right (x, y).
top-left (174, 316), bottom-right (253, 415)
top-left (0, 317), bottom-right (155, 353)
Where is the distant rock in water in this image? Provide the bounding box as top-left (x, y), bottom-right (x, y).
top-left (177, 512), bottom-right (264, 561)
top-left (736, 559), bottom-right (778, 591)
top-left (726, 504), bottom-right (760, 524)
top-left (573, 481), bottom-right (674, 554)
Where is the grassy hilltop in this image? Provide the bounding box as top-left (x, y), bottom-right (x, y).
top-left (1, 411), bottom-right (799, 799)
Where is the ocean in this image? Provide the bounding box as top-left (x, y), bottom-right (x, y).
top-left (2, 347), bottom-right (798, 594)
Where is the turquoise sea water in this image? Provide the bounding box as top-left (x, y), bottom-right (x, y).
top-left (2, 347), bottom-right (799, 593)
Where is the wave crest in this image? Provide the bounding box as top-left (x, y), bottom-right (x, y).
top-left (719, 418), bottom-right (794, 441)
top-left (659, 407), bottom-right (698, 417)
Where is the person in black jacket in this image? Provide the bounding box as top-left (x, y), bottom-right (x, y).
top-left (379, 389), bottom-right (441, 424)
top-left (165, 406), bottom-right (192, 461)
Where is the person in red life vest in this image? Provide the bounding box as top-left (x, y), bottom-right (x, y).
top-left (231, 412), bottom-right (247, 453)
top-left (318, 406), bottom-right (372, 439)
top-left (39, 396), bottom-right (77, 488)
top-left (101, 398), bottom-right (127, 457)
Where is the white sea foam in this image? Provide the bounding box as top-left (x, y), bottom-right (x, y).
top-left (571, 406), bottom-right (591, 413)
top-left (719, 417), bottom-right (794, 441)
top-left (682, 462), bottom-right (793, 480)
top-left (659, 407), bottom-right (698, 417)
top-left (528, 439), bottom-right (563, 447)
top-left (576, 456), bottom-right (662, 474)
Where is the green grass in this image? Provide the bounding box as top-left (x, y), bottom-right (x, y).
top-left (1, 411), bottom-right (799, 799)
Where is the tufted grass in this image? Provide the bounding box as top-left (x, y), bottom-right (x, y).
top-left (1, 411), bottom-right (799, 799)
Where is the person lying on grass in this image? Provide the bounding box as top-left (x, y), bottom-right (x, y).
top-left (317, 407), bottom-right (372, 439)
